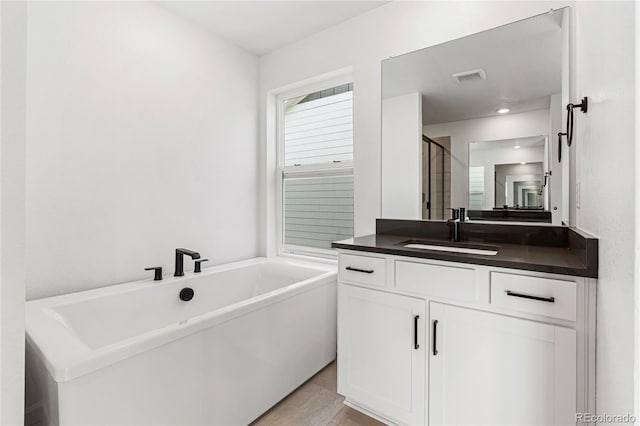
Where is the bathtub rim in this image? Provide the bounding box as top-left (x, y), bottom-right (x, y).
top-left (26, 256), bottom-right (337, 383)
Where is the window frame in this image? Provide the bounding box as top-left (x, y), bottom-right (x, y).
top-left (276, 76), bottom-right (354, 258)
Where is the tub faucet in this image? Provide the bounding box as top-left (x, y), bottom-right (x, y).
top-left (174, 248), bottom-right (201, 277)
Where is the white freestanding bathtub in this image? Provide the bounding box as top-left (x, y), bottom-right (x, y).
top-left (26, 257), bottom-right (337, 425)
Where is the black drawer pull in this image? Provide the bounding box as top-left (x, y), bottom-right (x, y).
top-left (414, 315), bottom-right (420, 350)
top-left (432, 320), bottom-right (438, 356)
top-left (345, 266), bottom-right (374, 274)
top-left (505, 290), bottom-right (555, 303)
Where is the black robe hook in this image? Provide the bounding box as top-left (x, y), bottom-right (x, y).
top-left (558, 96), bottom-right (588, 162)
top-left (566, 97), bottom-right (588, 147)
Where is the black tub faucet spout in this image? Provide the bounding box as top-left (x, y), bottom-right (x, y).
top-left (174, 248), bottom-right (201, 277)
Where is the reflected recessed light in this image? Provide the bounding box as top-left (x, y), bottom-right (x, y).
top-left (514, 145), bottom-right (521, 149)
top-left (520, 162), bottom-right (526, 165)
top-left (497, 108), bottom-right (510, 114)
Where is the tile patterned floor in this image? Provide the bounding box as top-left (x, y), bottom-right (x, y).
top-left (251, 362), bottom-right (384, 426)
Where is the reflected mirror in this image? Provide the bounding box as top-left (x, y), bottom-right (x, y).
top-left (469, 135), bottom-right (550, 222)
top-left (381, 8), bottom-right (569, 224)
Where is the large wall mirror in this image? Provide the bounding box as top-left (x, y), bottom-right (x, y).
top-left (381, 8), bottom-right (569, 225)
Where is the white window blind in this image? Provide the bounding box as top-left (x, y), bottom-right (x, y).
top-left (283, 174), bottom-right (354, 249)
top-left (280, 82), bottom-right (354, 253)
top-left (469, 166), bottom-right (485, 210)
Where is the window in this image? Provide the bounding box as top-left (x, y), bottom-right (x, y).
top-left (278, 81), bottom-right (354, 255)
top-left (469, 166), bottom-right (485, 210)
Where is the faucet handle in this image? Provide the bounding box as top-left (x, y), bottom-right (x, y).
top-left (194, 259), bottom-right (209, 273)
top-left (144, 266), bottom-right (163, 281)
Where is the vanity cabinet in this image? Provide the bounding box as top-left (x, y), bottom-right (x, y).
top-left (338, 284), bottom-right (426, 425)
top-left (337, 251), bottom-right (595, 426)
top-left (429, 303), bottom-right (576, 426)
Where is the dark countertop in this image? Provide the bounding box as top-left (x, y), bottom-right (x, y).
top-left (332, 220), bottom-right (598, 278)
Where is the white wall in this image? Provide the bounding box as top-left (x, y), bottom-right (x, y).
top-left (259, 0), bottom-right (573, 252)
top-left (423, 109), bottom-right (550, 209)
top-left (260, 0), bottom-right (637, 413)
top-left (26, 2), bottom-right (259, 300)
top-left (636, 1), bottom-right (640, 420)
top-left (0, 3), bottom-right (27, 424)
top-left (381, 92), bottom-right (422, 219)
top-left (574, 0), bottom-right (637, 416)
top-left (260, 1), bottom-right (573, 250)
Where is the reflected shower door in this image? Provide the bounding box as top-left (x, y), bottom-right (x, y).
top-left (422, 136), bottom-right (450, 220)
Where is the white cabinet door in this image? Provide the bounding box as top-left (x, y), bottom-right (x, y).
top-left (338, 284), bottom-right (426, 425)
top-left (429, 302), bottom-right (576, 426)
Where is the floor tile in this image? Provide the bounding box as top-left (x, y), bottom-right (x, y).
top-left (251, 362), bottom-right (382, 426)
top-left (310, 361), bottom-right (338, 392)
top-left (329, 406), bottom-right (386, 426)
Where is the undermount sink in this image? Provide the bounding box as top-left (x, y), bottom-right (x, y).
top-left (403, 243), bottom-right (498, 256)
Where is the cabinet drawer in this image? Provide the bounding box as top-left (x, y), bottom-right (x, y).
top-left (490, 272), bottom-right (577, 321)
top-left (396, 260), bottom-right (476, 302)
top-left (339, 253), bottom-right (386, 287)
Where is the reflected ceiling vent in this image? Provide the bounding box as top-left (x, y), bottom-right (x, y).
top-left (452, 68), bottom-right (487, 84)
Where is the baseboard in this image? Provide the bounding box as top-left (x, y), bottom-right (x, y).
top-left (343, 398), bottom-right (399, 426)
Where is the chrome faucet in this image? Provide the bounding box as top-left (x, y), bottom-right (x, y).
top-left (174, 248), bottom-right (201, 277)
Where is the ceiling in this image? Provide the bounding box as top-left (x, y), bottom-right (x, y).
top-left (383, 9), bottom-right (565, 125)
top-left (160, 1), bottom-right (388, 55)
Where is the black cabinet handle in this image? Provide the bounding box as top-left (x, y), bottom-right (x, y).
top-left (345, 266), bottom-right (374, 274)
top-left (414, 315), bottom-right (420, 350)
top-left (432, 320), bottom-right (438, 356)
top-left (505, 290), bottom-right (555, 303)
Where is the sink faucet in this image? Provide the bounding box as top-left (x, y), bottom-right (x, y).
top-left (448, 208), bottom-right (463, 242)
top-left (174, 248), bottom-right (201, 277)
top-left (447, 218), bottom-right (461, 242)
